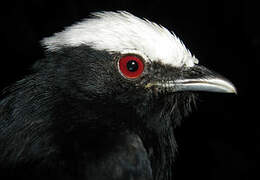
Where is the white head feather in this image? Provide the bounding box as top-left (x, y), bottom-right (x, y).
top-left (41, 11), bottom-right (198, 67)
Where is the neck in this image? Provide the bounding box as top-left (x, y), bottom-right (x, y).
top-left (135, 93), bottom-right (196, 180)
top-left (140, 127), bottom-right (176, 180)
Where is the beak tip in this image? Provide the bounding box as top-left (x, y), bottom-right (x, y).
top-left (227, 84), bottom-right (238, 95)
top-left (217, 79), bottom-right (237, 95)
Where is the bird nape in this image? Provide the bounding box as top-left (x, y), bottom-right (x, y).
top-left (0, 11), bottom-right (236, 180)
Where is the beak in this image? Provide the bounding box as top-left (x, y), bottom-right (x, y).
top-left (173, 77), bottom-right (237, 94)
top-left (146, 65), bottom-right (237, 94)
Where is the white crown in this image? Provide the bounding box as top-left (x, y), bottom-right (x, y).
top-left (42, 11), bottom-right (198, 67)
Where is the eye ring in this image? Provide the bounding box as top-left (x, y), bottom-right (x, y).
top-left (118, 55), bottom-right (144, 79)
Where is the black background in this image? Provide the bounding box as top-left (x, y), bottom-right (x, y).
top-left (0, 0), bottom-right (257, 179)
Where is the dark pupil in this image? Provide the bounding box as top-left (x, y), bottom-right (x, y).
top-left (126, 60), bottom-right (139, 72)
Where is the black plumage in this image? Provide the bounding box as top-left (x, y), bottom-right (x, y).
top-left (0, 12), bottom-right (236, 180)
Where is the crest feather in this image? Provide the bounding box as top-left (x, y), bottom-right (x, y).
top-left (42, 11), bottom-right (198, 67)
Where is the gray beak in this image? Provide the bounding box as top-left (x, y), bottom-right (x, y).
top-left (146, 65), bottom-right (237, 94)
top-left (173, 78), bottom-right (237, 94)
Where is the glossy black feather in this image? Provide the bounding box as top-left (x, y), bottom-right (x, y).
top-left (0, 46), bottom-right (196, 180)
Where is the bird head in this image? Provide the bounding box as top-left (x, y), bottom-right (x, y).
top-left (41, 11), bottom-right (236, 128)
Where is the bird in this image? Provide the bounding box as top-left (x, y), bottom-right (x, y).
top-left (0, 11), bottom-right (236, 180)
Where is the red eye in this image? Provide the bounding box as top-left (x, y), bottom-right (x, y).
top-left (118, 55), bottom-right (144, 79)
